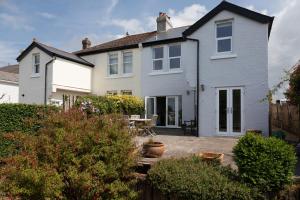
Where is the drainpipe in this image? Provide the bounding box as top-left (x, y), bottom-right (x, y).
top-left (44, 57), bottom-right (56, 105)
top-left (184, 37), bottom-right (200, 136)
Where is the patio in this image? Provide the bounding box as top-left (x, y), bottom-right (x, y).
top-left (135, 129), bottom-right (239, 169)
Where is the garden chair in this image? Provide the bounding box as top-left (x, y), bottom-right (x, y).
top-left (182, 120), bottom-right (196, 135)
top-left (123, 115), bottom-right (135, 131)
top-left (143, 114), bottom-right (158, 136)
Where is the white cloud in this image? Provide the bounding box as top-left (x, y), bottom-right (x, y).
top-left (0, 13), bottom-right (34, 31)
top-left (0, 41), bottom-right (18, 66)
top-left (168, 4), bottom-right (207, 27)
top-left (246, 5), bottom-right (268, 15)
top-left (269, 0), bottom-right (300, 90)
top-left (111, 18), bottom-right (145, 34)
top-left (107, 0), bottom-right (119, 14)
top-left (37, 12), bottom-right (56, 19)
top-left (0, 0), bottom-right (19, 13)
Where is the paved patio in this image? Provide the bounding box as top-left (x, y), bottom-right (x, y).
top-left (135, 134), bottom-right (239, 168)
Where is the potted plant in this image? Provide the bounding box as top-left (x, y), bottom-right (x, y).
top-left (198, 152), bottom-right (224, 163)
top-left (143, 138), bottom-right (165, 158)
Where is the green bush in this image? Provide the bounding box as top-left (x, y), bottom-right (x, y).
top-left (0, 109), bottom-right (138, 199)
top-left (76, 95), bottom-right (144, 116)
top-left (233, 133), bottom-right (297, 194)
top-left (147, 156), bottom-right (261, 200)
top-left (0, 103), bottom-right (58, 133)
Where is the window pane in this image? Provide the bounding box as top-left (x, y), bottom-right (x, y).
top-left (34, 54), bottom-right (40, 64)
top-left (121, 90), bottom-right (132, 95)
top-left (232, 89), bottom-right (241, 132)
top-left (170, 58), bottom-right (180, 69)
top-left (153, 47), bottom-right (163, 59)
top-left (217, 22), bottom-right (232, 38)
top-left (153, 60), bottom-right (163, 70)
top-left (169, 45), bottom-right (181, 57)
top-left (35, 65), bottom-right (40, 73)
top-left (123, 52), bottom-right (132, 63)
top-left (217, 39), bottom-right (231, 52)
top-left (110, 65), bottom-right (118, 75)
top-left (219, 90), bottom-right (227, 132)
top-left (123, 63), bottom-right (132, 74)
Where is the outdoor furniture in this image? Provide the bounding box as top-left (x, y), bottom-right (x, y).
top-left (142, 115), bottom-right (158, 136)
top-left (123, 115), bottom-right (135, 131)
top-left (182, 120), bottom-right (196, 135)
top-left (129, 118), bottom-right (152, 136)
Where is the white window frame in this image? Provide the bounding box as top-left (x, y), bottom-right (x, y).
top-left (168, 44), bottom-right (181, 70)
top-left (215, 20), bottom-right (233, 54)
top-left (122, 51), bottom-right (133, 75)
top-left (106, 90), bottom-right (118, 95)
top-left (152, 46), bottom-right (164, 71)
top-left (108, 52), bottom-right (118, 76)
top-left (32, 53), bottom-right (40, 77)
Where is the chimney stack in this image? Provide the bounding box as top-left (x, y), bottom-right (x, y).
top-left (82, 37), bottom-right (91, 50)
top-left (156, 12), bottom-right (173, 32)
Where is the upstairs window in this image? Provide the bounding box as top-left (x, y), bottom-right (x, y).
top-left (108, 53), bottom-right (118, 75)
top-left (33, 54), bottom-right (40, 75)
top-left (216, 21), bottom-right (232, 53)
top-left (169, 44), bottom-right (181, 69)
top-left (106, 90), bottom-right (118, 95)
top-left (121, 90), bottom-right (132, 95)
top-left (152, 47), bottom-right (163, 71)
top-left (123, 51), bottom-right (133, 74)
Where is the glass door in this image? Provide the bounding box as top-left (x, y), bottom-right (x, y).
top-left (166, 96), bottom-right (178, 127)
top-left (217, 88), bottom-right (243, 135)
top-left (145, 97), bottom-right (156, 119)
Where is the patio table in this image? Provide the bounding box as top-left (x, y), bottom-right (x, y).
top-left (129, 118), bottom-right (153, 136)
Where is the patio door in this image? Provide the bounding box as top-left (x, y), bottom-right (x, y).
top-left (166, 96), bottom-right (179, 127)
top-left (216, 87), bottom-right (243, 135)
top-left (145, 96), bottom-right (156, 119)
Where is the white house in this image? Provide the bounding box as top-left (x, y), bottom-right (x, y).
top-left (0, 70), bottom-right (19, 103)
top-left (16, 1), bottom-right (274, 136)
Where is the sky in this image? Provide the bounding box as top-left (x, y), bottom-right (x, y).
top-left (0, 0), bottom-right (299, 92)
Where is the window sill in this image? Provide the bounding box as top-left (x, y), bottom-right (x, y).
top-left (210, 54), bottom-right (237, 60)
top-left (105, 74), bottom-right (134, 79)
top-left (31, 74), bottom-right (40, 78)
top-left (149, 70), bottom-right (183, 76)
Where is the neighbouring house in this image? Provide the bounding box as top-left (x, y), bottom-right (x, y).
top-left (16, 1), bottom-right (274, 136)
top-left (0, 65), bottom-right (19, 103)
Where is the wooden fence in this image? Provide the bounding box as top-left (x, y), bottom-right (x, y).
top-left (271, 103), bottom-right (300, 136)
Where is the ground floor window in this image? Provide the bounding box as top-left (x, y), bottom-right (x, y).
top-left (145, 95), bottom-right (182, 127)
top-left (107, 90), bottom-right (118, 95)
top-left (121, 90), bottom-right (132, 95)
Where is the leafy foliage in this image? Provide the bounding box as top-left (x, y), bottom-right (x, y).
top-left (147, 156), bottom-right (262, 200)
top-left (233, 133), bottom-right (297, 193)
top-left (76, 95), bottom-right (144, 116)
top-left (285, 65), bottom-right (300, 105)
top-left (0, 109), bottom-right (138, 200)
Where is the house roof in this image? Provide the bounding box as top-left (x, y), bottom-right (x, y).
top-left (0, 64), bottom-right (19, 74)
top-left (183, 1), bottom-right (274, 37)
top-left (0, 71), bottom-right (18, 83)
top-left (142, 26), bottom-right (189, 47)
top-left (74, 31), bottom-right (157, 56)
top-left (16, 41), bottom-right (94, 67)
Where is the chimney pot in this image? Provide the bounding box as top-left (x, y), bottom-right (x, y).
top-left (82, 37), bottom-right (91, 50)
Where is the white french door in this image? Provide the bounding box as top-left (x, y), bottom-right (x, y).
top-left (216, 87), bottom-right (244, 135)
top-left (145, 96), bottom-right (156, 119)
top-left (166, 96), bottom-right (179, 127)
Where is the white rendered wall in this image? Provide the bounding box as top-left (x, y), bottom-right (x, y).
top-left (0, 82), bottom-right (18, 103)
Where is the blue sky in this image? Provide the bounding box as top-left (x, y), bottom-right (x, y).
top-left (0, 0), bottom-right (300, 90)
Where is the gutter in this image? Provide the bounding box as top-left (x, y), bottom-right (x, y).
top-left (44, 57), bottom-right (56, 105)
top-left (184, 37), bottom-right (200, 136)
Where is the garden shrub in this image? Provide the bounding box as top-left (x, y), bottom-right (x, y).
top-left (233, 133), bottom-right (297, 194)
top-left (147, 156), bottom-right (262, 200)
top-left (76, 95), bottom-right (144, 116)
top-left (0, 109), bottom-right (138, 200)
top-left (0, 103), bottom-right (58, 133)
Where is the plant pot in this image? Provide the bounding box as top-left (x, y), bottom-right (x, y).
top-left (143, 142), bottom-right (165, 158)
top-left (198, 152), bottom-right (224, 163)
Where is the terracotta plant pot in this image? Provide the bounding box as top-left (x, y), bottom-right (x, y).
top-left (198, 152), bottom-right (224, 163)
top-left (143, 142), bottom-right (165, 158)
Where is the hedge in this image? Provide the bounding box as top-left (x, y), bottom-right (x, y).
top-left (0, 109), bottom-right (138, 199)
top-left (147, 156), bottom-right (262, 200)
top-left (0, 103), bottom-right (59, 133)
top-left (233, 133), bottom-right (297, 194)
top-left (76, 95), bottom-right (144, 116)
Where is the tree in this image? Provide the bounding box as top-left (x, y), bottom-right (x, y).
top-left (285, 64), bottom-right (300, 105)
